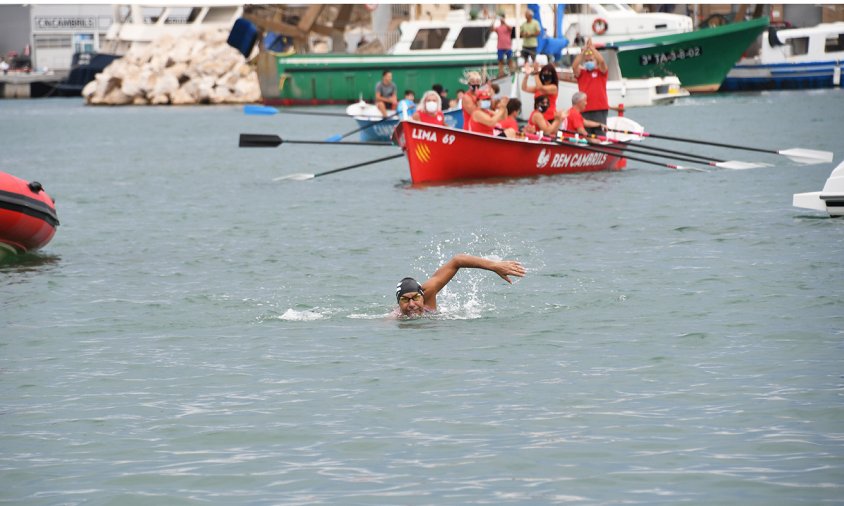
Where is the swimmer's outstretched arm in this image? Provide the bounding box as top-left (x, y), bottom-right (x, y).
top-left (421, 254), bottom-right (526, 308)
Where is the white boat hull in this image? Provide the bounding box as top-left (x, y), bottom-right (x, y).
top-left (512, 71), bottom-right (687, 121)
top-left (793, 160), bottom-right (844, 217)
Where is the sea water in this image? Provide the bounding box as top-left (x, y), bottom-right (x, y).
top-left (1, 90), bottom-right (843, 504)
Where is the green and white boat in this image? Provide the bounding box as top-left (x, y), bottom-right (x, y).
top-left (253, 16), bottom-right (504, 106)
top-left (610, 17), bottom-right (770, 93)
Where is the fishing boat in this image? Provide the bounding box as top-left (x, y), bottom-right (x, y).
top-left (610, 17), bottom-right (770, 92)
top-left (722, 22), bottom-right (844, 91)
top-left (392, 121), bottom-right (627, 185)
top-left (345, 100), bottom-right (464, 142)
top-left (0, 171), bottom-right (59, 256)
top-left (793, 160), bottom-right (844, 218)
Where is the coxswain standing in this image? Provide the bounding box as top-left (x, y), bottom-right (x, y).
top-left (571, 38), bottom-right (609, 136)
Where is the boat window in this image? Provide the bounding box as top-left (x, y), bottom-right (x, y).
top-left (410, 28), bottom-right (449, 50)
top-left (599, 4), bottom-right (624, 12)
top-left (454, 26), bottom-right (490, 49)
top-left (825, 34), bottom-right (844, 53)
top-left (788, 37), bottom-right (809, 56)
top-left (164, 7), bottom-right (193, 24)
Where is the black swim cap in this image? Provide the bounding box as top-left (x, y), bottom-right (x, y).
top-left (396, 277), bottom-right (424, 302)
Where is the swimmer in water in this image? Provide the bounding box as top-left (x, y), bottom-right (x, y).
top-left (395, 254), bottom-right (526, 318)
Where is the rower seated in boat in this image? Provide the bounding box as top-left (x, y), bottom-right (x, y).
top-left (565, 91), bottom-right (607, 143)
top-left (525, 95), bottom-right (566, 138)
top-left (394, 254), bottom-right (525, 319)
top-left (467, 89), bottom-right (509, 136)
top-left (412, 90), bottom-right (445, 126)
top-left (375, 70), bottom-right (398, 117)
top-left (494, 98), bottom-right (522, 139)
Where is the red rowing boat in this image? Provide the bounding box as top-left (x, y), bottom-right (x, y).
top-left (392, 121), bottom-right (627, 184)
top-left (0, 171), bottom-right (59, 256)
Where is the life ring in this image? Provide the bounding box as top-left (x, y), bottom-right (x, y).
top-left (592, 18), bottom-right (608, 35)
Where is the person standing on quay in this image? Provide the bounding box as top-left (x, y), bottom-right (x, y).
top-left (520, 10), bottom-right (541, 63)
top-left (571, 38), bottom-right (609, 136)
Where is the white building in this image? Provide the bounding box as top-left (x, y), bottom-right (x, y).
top-left (0, 4), bottom-right (113, 72)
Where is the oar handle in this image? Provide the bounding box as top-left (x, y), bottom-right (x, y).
top-left (286, 139), bottom-right (392, 146)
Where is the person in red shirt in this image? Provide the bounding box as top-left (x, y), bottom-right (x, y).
top-left (467, 90), bottom-right (509, 135)
top-left (494, 98), bottom-right (522, 138)
top-left (521, 62), bottom-right (559, 123)
top-left (412, 90), bottom-right (445, 126)
top-left (565, 91), bottom-right (607, 143)
top-left (525, 95), bottom-right (566, 138)
top-left (461, 71), bottom-right (482, 130)
top-left (572, 38), bottom-right (609, 136)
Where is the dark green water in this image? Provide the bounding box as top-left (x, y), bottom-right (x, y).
top-left (2, 90), bottom-right (843, 504)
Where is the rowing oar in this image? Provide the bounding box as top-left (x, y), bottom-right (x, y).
top-left (239, 134), bottom-right (392, 148)
top-left (243, 104), bottom-right (348, 118)
top-left (605, 126), bottom-right (833, 165)
top-left (561, 130), bottom-right (768, 170)
top-left (325, 110), bottom-right (401, 143)
top-left (555, 137), bottom-right (707, 172)
top-left (273, 153), bottom-right (405, 182)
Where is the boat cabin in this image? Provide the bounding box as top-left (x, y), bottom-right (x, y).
top-left (391, 13), bottom-right (506, 56)
top-left (558, 3), bottom-right (693, 44)
top-left (757, 22), bottom-right (844, 63)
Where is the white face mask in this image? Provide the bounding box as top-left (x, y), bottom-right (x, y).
top-left (424, 101), bottom-right (438, 113)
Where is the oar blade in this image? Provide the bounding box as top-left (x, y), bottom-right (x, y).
top-left (325, 134), bottom-right (343, 143)
top-left (715, 160), bottom-right (772, 170)
top-left (779, 148), bottom-right (834, 165)
top-left (606, 116), bottom-right (645, 143)
top-left (273, 173), bottom-right (315, 182)
top-left (239, 134), bottom-right (282, 148)
top-left (243, 104), bottom-right (279, 115)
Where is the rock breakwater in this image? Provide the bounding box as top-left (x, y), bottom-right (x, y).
top-left (84, 27), bottom-right (260, 105)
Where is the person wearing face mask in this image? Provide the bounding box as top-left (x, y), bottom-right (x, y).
top-left (467, 89), bottom-right (509, 136)
top-left (525, 94), bottom-right (566, 139)
top-left (571, 37), bottom-right (609, 136)
top-left (412, 90), bottom-right (445, 126)
top-left (521, 62), bottom-right (559, 123)
top-left (461, 71), bottom-right (483, 130)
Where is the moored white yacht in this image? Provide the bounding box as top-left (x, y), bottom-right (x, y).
top-left (101, 4), bottom-right (244, 54)
top-left (551, 3), bottom-right (693, 45)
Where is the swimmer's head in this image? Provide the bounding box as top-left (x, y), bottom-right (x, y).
top-left (396, 277), bottom-right (425, 316)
